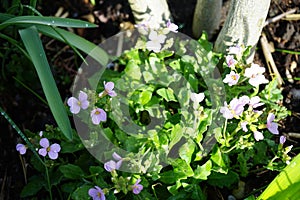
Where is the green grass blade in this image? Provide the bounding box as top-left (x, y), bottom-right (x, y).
top-left (257, 153), bottom-right (300, 200)
top-left (36, 25), bottom-right (109, 66)
top-left (19, 26), bottom-right (73, 140)
top-left (0, 14), bottom-right (108, 66)
top-left (0, 15), bottom-right (97, 30)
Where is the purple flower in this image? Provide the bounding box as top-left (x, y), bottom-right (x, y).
top-left (91, 108), bottom-right (107, 125)
top-left (249, 96), bottom-right (264, 108)
top-left (220, 98), bottom-right (244, 119)
top-left (223, 71), bottom-right (240, 86)
top-left (146, 30), bottom-right (166, 52)
top-left (280, 135), bottom-right (286, 144)
top-left (166, 19), bottom-right (178, 33)
top-left (67, 91), bottom-right (89, 114)
top-left (228, 45), bottom-right (242, 58)
top-left (38, 138), bottom-right (61, 160)
top-left (266, 113), bottom-right (279, 135)
top-left (225, 55), bottom-right (237, 68)
top-left (132, 179), bottom-right (143, 194)
top-left (16, 143), bottom-right (27, 155)
top-left (244, 64), bottom-right (269, 87)
top-left (238, 96), bottom-right (250, 106)
top-left (99, 82), bottom-right (117, 97)
top-left (88, 186), bottom-right (105, 200)
top-left (254, 131), bottom-right (264, 141)
top-left (241, 121), bottom-right (248, 132)
top-left (104, 152), bottom-right (122, 172)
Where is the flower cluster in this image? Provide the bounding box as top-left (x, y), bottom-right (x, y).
top-left (136, 19), bottom-right (178, 53)
top-left (104, 152), bottom-right (123, 172)
top-left (67, 82), bottom-right (116, 125)
top-left (16, 131), bottom-right (61, 160)
top-left (223, 45), bottom-right (268, 87)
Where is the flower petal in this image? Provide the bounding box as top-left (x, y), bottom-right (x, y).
top-left (88, 188), bottom-right (99, 198)
top-left (39, 138), bottom-right (49, 148)
top-left (105, 82), bottom-right (114, 91)
top-left (78, 91), bottom-right (88, 102)
top-left (104, 160), bottom-right (116, 172)
top-left (268, 122), bottom-right (279, 135)
top-left (254, 131), bottom-right (264, 141)
top-left (50, 143), bottom-right (61, 153)
top-left (38, 148), bottom-right (47, 157)
top-left (267, 113), bottom-right (275, 124)
top-left (48, 151), bottom-right (58, 160)
top-left (112, 152), bottom-right (122, 161)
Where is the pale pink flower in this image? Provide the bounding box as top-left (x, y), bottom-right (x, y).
top-left (223, 71), bottom-right (240, 86)
top-left (266, 113), bottom-right (279, 135)
top-left (280, 135), bottom-right (286, 144)
top-left (254, 131), bottom-right (264, 141)
top-left (67, 91), bottom-right (89, 114)
top-left (88, 186), bottom-right (105, 200)
top-left (16, 143), bottom-right (27, 155)
top-left (249, 96), bottom-right (264, 108)
top-left (241, 121), bottom-right (248, 132)
top-left (166, 19), bottom-right (178, 33)
top-left (91, 108), bottom-right (107, 125)
top-left (132, 179), bottom-right (143, 194)
top-left (146, 30), bottom-right (166, 52)
top-left (38, 138), bottom-right (61, 160)
top-left (228, 45), bottom-right (243, 58)
top-left (244, 64), bottom-right (269, 87)
top-left (220, 98), bottom-right (245, 119)
top-left (226, 55), bottom-right (237, 68)
top-left (99, 82), bottom-right (117, 97)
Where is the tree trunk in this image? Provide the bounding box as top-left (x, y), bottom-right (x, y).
top-left (128, 0), bottom-right (171, 29)
top-left (192, 0), bottom-right (222, 40)
top-left (214, 0), bottom-right (271, 62)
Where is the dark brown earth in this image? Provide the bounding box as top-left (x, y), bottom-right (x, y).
top-left (0, 0), bottom-right (299, 199)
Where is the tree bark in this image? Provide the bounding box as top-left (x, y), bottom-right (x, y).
top-left (128, 0), bottom-right (171, 29)
top-left (192, 0), bottom-right (222, 40)
top-left (214, 0), bottom-right (271, 62)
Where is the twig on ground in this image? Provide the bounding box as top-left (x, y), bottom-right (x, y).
top-left (264, 8), bottom-right (297, 26)
top-left (288, 132), bottom-right (300, 139)
top-left (260, 32), bottom-right (284, 87)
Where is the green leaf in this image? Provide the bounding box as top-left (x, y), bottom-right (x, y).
top-left (125, 60), bottom-right (142, 80)
top-left (207, 171), bottom-right (239, 188)
top-left (59, 164), bottom-right (85, 179)
top-left (211, 146), bottom-right (228, 173)
top-left (71, 185), bottom-right (91, 200)
top-left (19, 26), bottom-right (73, 140)
top-left (157, 88), bottom-right (176, 102)
top-left (139, 90), bottom-right (153, 105)
top-left (179, 139), bottom-right (196, 164)
top-left (0, 15), bottom-right (97, 30)
top-left (258, 153), bottom-right (300, 200)
top-left (36, 25), bottom-right (108, 67)
top-left (194, 160), bottom-right (212, 180)
top-left (20, 176), bottom-right (44, 197)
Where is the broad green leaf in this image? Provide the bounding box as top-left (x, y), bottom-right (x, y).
top-left (20, 176), bottom-right (44, 197)
top-left (71, 185), bottom-right (91, 200)
top-left (211, 145), bottom-right (228, 173)
top-left (169, 124), bottom-right (183, 150)
top-left (194, 160), bottom-right (212, 180)
top-left (160, 171), bottom-right (177, 184)
top-left (139, 90), bottom-right (152, 105)
top-left (59, 164), bottom-right (85, 179)
top-left (0, 15), bottom-right (97, 30)
top-left (157, 88), bottom-right (176, 102)
top-left (125, 60), bottom-right (142, 80)
top-left (19, 26), bottom-right (73, 140)
top-left (258, 153), bottom-right (300, 200)
top-left (179, 139), bottom-right (196, 164)
top-left (207, 171), bottom-right (239, 188)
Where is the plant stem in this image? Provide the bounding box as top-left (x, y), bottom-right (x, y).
top-left (44, 159), bottom-right (53, 200)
